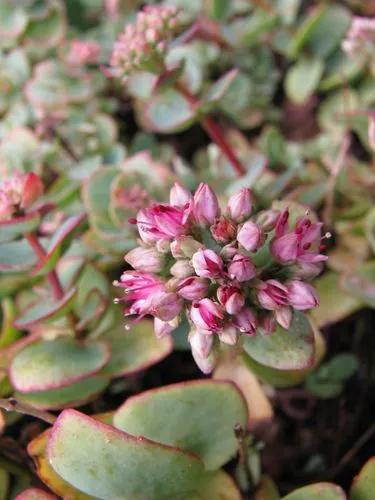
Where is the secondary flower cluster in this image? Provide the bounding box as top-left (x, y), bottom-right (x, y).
top-left (0, 171), bottom-right (43, 221)
top-left (342, 16), bottom-right (375, 57)
top-left (110, 5), bottom-right (182, 79)
top-left (115, 183), bottom-right (327, 373)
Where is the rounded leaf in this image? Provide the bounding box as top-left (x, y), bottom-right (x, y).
top-left (10, 337), bottom-right (109, 393)
top-left (350, 457), bottom-right (375, 500)
top-left (47, 409), bottom-right (208, 499)
top-left (244, 312), bottom-right (315, 370)
top-left (113, 380), bottom-right (247, 470)
top-left (144, 89), bottom-right (196, 133)
top-left (282, 482), bottom-right (346, 500)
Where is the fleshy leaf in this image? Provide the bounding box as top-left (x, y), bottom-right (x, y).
top-left (10, 337), bottom-right (109, 393)
top-left (341, 261), bottom-right (375, 308)
top-left (100, 321), bottom-right (173, 377)
top-left (282, 482), bottom-right (346, 500)
top-left (14, 287), bottom-right (77, 329)
top-left (350, 457), bottom-right (375, 500)
top-left (285, 56), bottom-right (323, 103)
top-left (113, 380), bottom-right (247, 470)
top-left (47, 409), bottom-right (208, 499)
top-left (15, 375), bottom-right (109, 410)
top-left (0, 239), bottom-right (39, 271)
top-left (244, 312), bottom-right (315, 370)
top-left (195, 470), bottom-right (242, 500)
top-left (144, 88), bottom-right (196, 133)
top-left (0, 212), bottom-right (41, 243)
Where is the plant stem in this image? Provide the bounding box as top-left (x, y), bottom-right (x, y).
top-left (175, 82), bottom-right (247, 177)
top-left (0, 398), bottom-right (56, 424)
top-left (25, 233), bottom-right (64, 301)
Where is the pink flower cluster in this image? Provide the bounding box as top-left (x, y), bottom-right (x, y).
top-left (110, 6), bottom-right (181, 79)
top-left (342, 16), bottom-right (375, 56)
top-left (66, 40), bottom-right (101, 66)
top-left (115, 183), bottom-right (327, 373)
top-left (0, 171), bottom-right (43, 221)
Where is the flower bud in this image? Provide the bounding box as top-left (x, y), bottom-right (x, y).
top-left (156, 238), bottom-right (171, 253)
top-left (259, 313), bottom-right (276, 334)
top-left (228, 253), bottom-right (256, 282)
top-left (233, 307), bottom-right (257, 336)
top-left (21, 173), bottom-right (44, 209)
top-left (125, 247), bottom-right (163, 273)
top-left (220, 243), bottom-right (237, 260)
top-left (188, 328), bottom-right (213, 358)
top-left (227, 188), bottom-right (252, 222)
top-left (190, 299), bottom-right (224, 332)
top-left (170, 183), bottom-right (192, 207)
top-left (237, 220), bottom-right (264, 252)
top-left (217, 285), bottom-right (245, 314)
top-left (151, 292), bottom-right (183, 321)
top-left (192, 183), bottom-right (220, 226)
top-left (211, 216), bottom-right (237, 244)
top-left (218, 325), bottom-right (238, 346)
top-left (190, 343), bottom-right (217, 374)
top-left (257, 280), bottom-right (289, 310)
top-left (256, 209), bottom-right (280, 232)
top-left (274, 306), bottom-right (292, 329)
top-left (170, 236), bottom-right (202, 259)
top-left (287, 280), bottom-right (319, 310)
top-left (170, 259), bottom-right (193, 278)
top-left (191, 248), bottom-right (223, 278)
top-left (154, 317), bottom-right (179, 338)
top-left (176, 277), bottom-right (209, 301)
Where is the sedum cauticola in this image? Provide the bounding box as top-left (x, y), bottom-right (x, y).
top-left (114, 183), bottom-right (327, 373)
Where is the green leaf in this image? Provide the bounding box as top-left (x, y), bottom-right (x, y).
top-left (0, 468), bottom-right (9, 500)
top-left (15, 375), bottom-right (109, 410)
top-left (0, 298), bottom-right (22, 348)
top-left (204, 69), bottom-right (239, 107)
top-left (244, 312), bottom-right (315, 370)
top-left (285, 56), bottom-right (324, 103)
top-left (144, 89), bottom-right (196, 133)
top-left (0, 212), bottom-right (41, 243)
top-left (350, 458), bottom-right (375, 500)
top-left (14, 287), bottom-right (77, 329)
top-left (311, 272), bottom-right (362, 328)
top-left (341, 261), bottom-right (375, 308)
top-left (0, 4), bottom-right (27, 39)
top-left (47, 409), bottom-right (209, 499)
top-left (10, 337), bottom-right (109, 393)
top-left (114, 380), bottom-right (247, 470)
top-left (328, 354), bottom-right (358, 381)
top-left (282, 482), bottom-right (346, 499)
top-left (194, 470), bottom-right (242, 500)
top-left (210, 0), bottom-right (231, 20)
top-left (23, 1), bottom-right (66, 49)
top-left (100, 321), bottom-right (173, 378)
top-left (0, 238), bottom-right (39, 272)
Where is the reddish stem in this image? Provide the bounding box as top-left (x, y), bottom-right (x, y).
top-left (176, 82), bottom-right (247, 177)
top-left (25, 233), bottom-right (64, 301)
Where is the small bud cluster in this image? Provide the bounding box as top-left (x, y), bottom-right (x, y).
top-left (342, 16), bottom-right (375, 57)
top-left (115, 183), bottom-right (327, 373)
top-left (110, 6), bottom-right (182, 79)
top-left (66, 40), bottom-right (101, 66)
top-left (0, 171), bottom-right (43, 221)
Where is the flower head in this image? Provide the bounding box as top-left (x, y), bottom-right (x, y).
top-left (110, 6), bottom-right (182, 79)
top-left (115, 183), bottom-right (326, 373)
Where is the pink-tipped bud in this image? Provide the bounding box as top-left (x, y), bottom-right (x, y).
top-left (170, 259), bottom-right (193, 278)
top-left (227, 188), bottom-right (252, 222)
top-left (191, 248), bottom-right (223, 278)
top-left (154, 317), bottom-right (179, 338)
top-left (217, 285), bottom-right (245, 314)
top-left (170, 183), bottom-right (192, 208)
top-left (218, 325), bottom-right (238, 346)
top-left (190, 341), bottom-right (216, 374)
top-left (151, 291), bottom-right (183, 321)
top-left (220, 243), bottom-right (237, 260)
top-left (188, 328), bottom-right (213, 358)
top-left (176, 277), bottom-right (209, 301)
top-left (237, 220), bottom-right (264, 252)
top-left (228, 253), bottom-right (256, 282)
top-left (260, 313), bottom-right (277, 334)
top-left (192, 183), bottom-right (220, 226)
top-left (190, 298), bottom-right (224, 332)
top-left (274, 306), bottom-right (292, 329)
top-left (256, 209), bottom-right (280, 232)
top-left (257, 280), bottom-right (289, 310)
top-left (125, 247), bottom-right (163, 273)
top-left (21, 173), bottom-right (44, 209)
top-left (211, 216), bottom-right (237, 244)
top-left (170, 236), bottom-right (202, 259)
top-left (233, 307), bottom-right (257, 336)
top-left (287, 280), bottom-right (319, 310)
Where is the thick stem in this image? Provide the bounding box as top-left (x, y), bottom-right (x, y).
top-left (175, 82), bottom-right (247, 177)
top-left (25, 233), bottom-right (64, 301)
